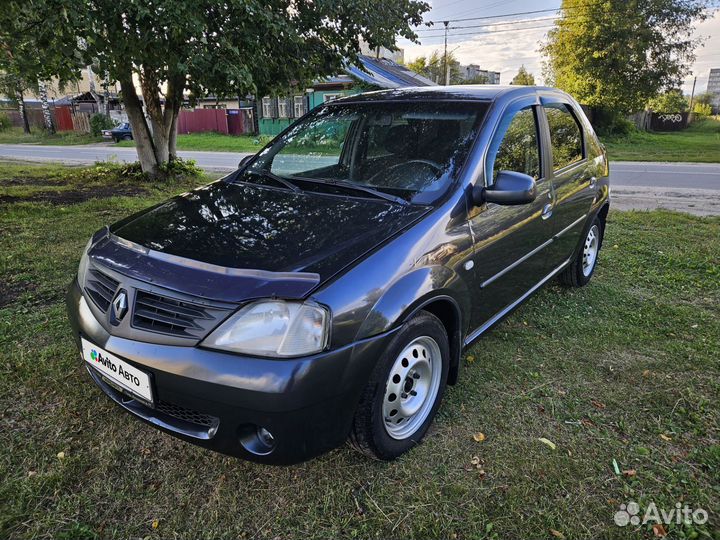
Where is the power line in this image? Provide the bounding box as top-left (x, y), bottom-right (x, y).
top-left (414, 15), bottom-right (559, 33)
top-left (421, 3), bottom-right (601, 24)
top-left (415, 23), bottom-right (556, 40)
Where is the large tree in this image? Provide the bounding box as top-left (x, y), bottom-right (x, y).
top-left (541, 0), bottom-right (707, 119)
top-left (511, 65), bottom-right (535, 86)
top-left (0, 1), bottom-right (81, 133)
top-left (55, 0), bottom-right (427, 177)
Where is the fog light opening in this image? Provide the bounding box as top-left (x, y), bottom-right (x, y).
top-left (238, 424), bottom-right (276, 456)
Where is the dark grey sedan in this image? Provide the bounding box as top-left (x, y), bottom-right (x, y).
top-left (67, 86), bottom-right (609, 464)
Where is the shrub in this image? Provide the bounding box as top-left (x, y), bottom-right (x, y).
top-left (253, 134), bottom-right (273, 146)
top-left (591, 108), bottom-right (637, 136)
top-left (157, 157), bottom-right (203, 179)
top-left (692, 102), bottom-right (712, 116)
top-left (647, 90), bottom-right (688, 113)
top-left (88, 158), bottom-right (203, 183)
top-left (0, 112), bottom-right (11, 131)
top-left (89, 113), bottom-right (116, 137)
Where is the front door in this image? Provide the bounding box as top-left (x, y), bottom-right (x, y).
top-left (466, 100), bottom-right (556, 337)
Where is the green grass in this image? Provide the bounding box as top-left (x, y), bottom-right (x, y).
top-left (603, 116), bottom-right (720, 163)
top-left (1, 162), bottom-right (719, 539)
top-left (116, 131), bottom-right (263, 153)
top-left (0, 127), bottom-right (104, 146)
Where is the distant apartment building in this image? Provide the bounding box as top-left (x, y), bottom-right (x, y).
top-left (707, 68), bottom-right (720, 113)
top-left (460, 64), bottom-right (500, 84)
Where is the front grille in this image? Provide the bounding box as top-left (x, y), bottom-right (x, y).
top-left (132, 290), bottom-right (220, 338)
top-left (84, 268), bottom-right (120, 312)
top-left (156, 400), bottom-right (219, 428)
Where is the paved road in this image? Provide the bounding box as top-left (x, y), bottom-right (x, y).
top-left (610, 161), bottom-right (720, 190)
top-left (1, 144), bottom-right (718, 188)
top-left (0, 143), bottom-right (251, 171)
top-left (1, 144), bottom-right (719, 215)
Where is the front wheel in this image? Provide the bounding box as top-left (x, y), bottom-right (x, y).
top-left (349, 311), bottom-right (449, 460)
top-left (559, 216), bottom-right (603, 287)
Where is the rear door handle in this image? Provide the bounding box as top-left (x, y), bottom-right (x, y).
top-left (542, 203), bottom-right (553, 220)
top-left (589, 176), bottom-right (597, 189)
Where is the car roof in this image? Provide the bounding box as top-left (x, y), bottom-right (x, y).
top-left (332, 85), bottom-right (567, 104)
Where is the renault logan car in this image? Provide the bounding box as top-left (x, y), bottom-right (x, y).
top-left (67, 86), bottom-right (610, 464)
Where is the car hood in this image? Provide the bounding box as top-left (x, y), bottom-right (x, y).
top-left (95, 180), bottom-right (428, 302)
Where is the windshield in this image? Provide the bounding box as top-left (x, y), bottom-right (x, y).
top-left (244, 100), bottom-right (488, 204)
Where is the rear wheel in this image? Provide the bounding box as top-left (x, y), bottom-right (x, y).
top-left (559, 216), bottom-right (603, 287)
top-left (122, 134), bottom-right (132, 141)
top-left (349, 311), bottom-right (449, 460)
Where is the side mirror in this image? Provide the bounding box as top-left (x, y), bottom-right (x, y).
top-left (473, 171), bottom-right (537, 206)
top-left (238, 155), bottom-right (253, 169)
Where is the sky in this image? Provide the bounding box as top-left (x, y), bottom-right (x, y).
top-left (397, 0), bottom-right (720, 96)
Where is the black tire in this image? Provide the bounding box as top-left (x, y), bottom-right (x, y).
top-left (349, 311), bottom-right (449, 460)
top-left (559, 216), bottom-right (603, 287)
top-left (122, 134), bottom-right (132, 141)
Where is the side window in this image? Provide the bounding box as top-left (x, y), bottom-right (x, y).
top-left (545, 103), bottom-right (584, 170)
top-left (487, 106), bottom-right (541, 182)
top-left (277, 97), bottom-right (288, 119)
top-left (261, 97), bottom-right (272, 118)
top-left (293, 95), bottom-right (306, 117)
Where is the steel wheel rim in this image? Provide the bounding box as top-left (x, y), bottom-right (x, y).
top-left (582, 224), bottom-right (600, 277)
top-left (382, 336), bottom-right (442, 440)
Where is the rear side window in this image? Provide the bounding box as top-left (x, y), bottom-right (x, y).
top-left (545, 103), bottom-right (584, 170)
top-left (487, 106), bottom-right (541, 182)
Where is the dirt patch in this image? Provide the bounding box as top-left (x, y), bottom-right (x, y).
top-left (612, 186), bottom-right (720, 216)
top-left (0, 280), bottom-right (35, 309)
top-left (0, 185), bottom-right (148, 205)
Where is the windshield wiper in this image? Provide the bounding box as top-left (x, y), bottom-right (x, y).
top-left (299, 177), bottom-right (409, 206)
top-left (242, 170), bottom-right (302, 193)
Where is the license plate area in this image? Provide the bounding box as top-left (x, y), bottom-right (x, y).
top-left (81, 337), bottom-right (154, 405)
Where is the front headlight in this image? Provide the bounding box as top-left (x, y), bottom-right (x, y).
top-left (202, 300), bottom-right (330, 357)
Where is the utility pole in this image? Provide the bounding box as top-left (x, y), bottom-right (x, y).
top-left (443, 21), bottom-right (449, 86)
top-left (688, 75), bottom-right (697, 113)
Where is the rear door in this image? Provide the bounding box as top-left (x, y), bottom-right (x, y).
top-left (539, 101), bottom-right (597, 265)
top-left (466, 98), bottom-right (556, 334)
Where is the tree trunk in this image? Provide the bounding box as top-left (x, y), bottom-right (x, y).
top-left (168, 108), bottom-right (179, 160)
top-left (37, 81), bottom-right (55, 134)
top-left (118, 75), bottom-right (160, 176)
top-left (140, 68), bottom-right (184, 166)
top-left (16, 89), bottom-right (30, 134)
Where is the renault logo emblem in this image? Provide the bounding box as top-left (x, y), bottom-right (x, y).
top-left (111, 290), bottom-right (128, 322)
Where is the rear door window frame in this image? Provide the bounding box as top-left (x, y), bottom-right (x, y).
top-left (539, 101), bottom-right (588, 174)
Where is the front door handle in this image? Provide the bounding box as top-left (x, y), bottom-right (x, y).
top-left (589, 176), bottom-right (597, 189)
top-left (542, 203), bottom-right (553, 220)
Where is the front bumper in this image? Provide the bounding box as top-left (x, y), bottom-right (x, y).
top-left (66, 279), bottom-right (395, 464)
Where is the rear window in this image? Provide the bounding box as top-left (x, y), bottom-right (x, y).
top-left (545, 103), bottom-right (584, 170)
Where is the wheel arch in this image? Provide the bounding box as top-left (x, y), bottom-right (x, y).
top-left (597, 202), bottom-right (610, 248)
top-left (354, 266), bottom-right (468, 386)
top-left (406, 296), bottom-right (463, 385)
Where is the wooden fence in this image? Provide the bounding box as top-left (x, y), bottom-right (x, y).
top-left (176, 108), bottom-right (253, 136)
top-left (3, 105), bottom-right (253, 136)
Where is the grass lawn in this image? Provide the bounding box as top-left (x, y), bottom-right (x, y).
top-left (1, 162), bottom-right (719, 539)
top-left (116, 131), bottom-right (263, 153)
top-left (603, 117), bottom-right (720, 163)
top-left (0, 127), bottom-right (104, 146)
